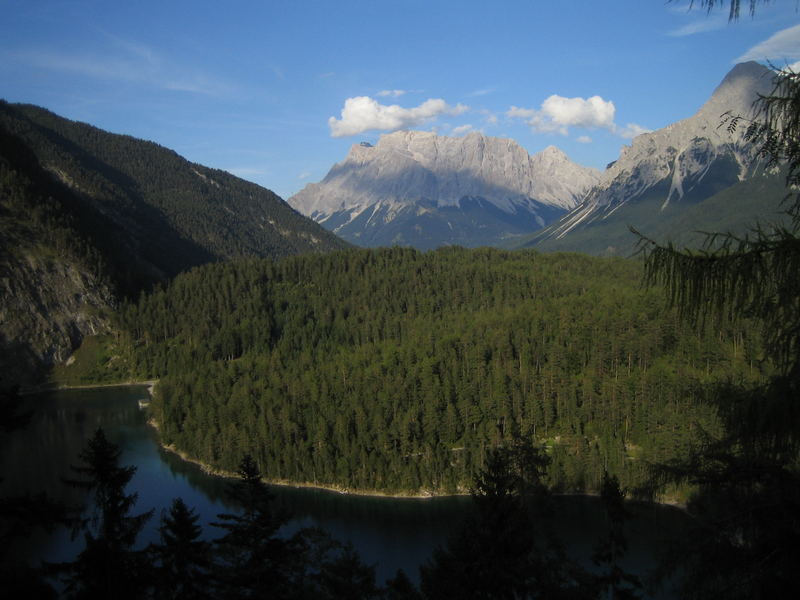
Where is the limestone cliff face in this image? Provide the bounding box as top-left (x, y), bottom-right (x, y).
top-left (289, 131), bottom-right (599, 249)
top-left (0, 126), bottom-right (115, 387)
top-left (0, 249), bottom-right (113, 385)
top-left (543, 62), bottom-right (775, 242)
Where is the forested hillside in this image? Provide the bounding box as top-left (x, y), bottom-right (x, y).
top-left (0, 101), bottom-right (348, 288)
top-left (0, 102), bottom-right (348, 385)
top-left (118, 247), bottom-right (766, 496)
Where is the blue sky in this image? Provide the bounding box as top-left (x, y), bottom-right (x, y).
top-left (1, 0), bottom-right (799, 200)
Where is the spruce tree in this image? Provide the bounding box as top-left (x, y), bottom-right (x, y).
top-left (638, 5), bottom-right (800, 596)
top-left (59, 427), bottom-right (153, 599)
top-left (150, 497), bottom-right (212, 600)
top-left (211, 454), bottom-right (301, 599)
top-left (420, 439), bottom-right (593, 599)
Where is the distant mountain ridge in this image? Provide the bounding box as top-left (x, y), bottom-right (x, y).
top-left (289, 130), bottom-right (599, 249)
top-left (524, 61), bottom-right (787, 254)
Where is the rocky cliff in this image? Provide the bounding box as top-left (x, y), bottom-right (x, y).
top-left (289, 131), bottom-right (599, 249)
top-left (0, 132), bottom-right (114, 386)
top-left (535, 62), bottom-right (778, 249)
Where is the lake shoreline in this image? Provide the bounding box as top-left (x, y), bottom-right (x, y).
top-left (22, 379), bottom-right (158, 396)
top-left (153, 429), bottom-right (689, 508)
top-left (150, 417), bottom-right (467, 500)
top-left (36, 380), bottom-right (688, 508)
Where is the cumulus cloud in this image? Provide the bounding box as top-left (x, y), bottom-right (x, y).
top-left (576, 135), bottom-right (592, 144)
top-left (507, 94), bottom-right (615, 135)
top-left (508, 94), bottom-right (649, 140)
top-left (737, 24), bottom-right (800, 65)
top-left (451, 124), bottom-right (474, 136)
top-left (329, 96), bottom-right (469, 137)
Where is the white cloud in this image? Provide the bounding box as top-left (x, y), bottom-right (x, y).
top-left (576, 135), bottom-right (592, 144)
top-left (451, 124), bottom-right (474, 136)
top-left (508, 94), bottom-right (649, 140)
top-left (507, 95), bottom-right (615, 135)
top-left (543, 95), bottom-right (616, 130)
top-left (377, 89), bottom-right (407, 97)
top-left (329, 96), bottom-right (469, 137)
top-left (737, 24), bottom-right (800, 65)
top-left (298, 171), bottom-right (312, 180)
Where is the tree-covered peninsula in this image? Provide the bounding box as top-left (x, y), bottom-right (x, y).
top-left (116, 247), bottom-right (765, 496)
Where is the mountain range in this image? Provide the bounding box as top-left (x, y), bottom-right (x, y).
top-left (525, 60), bottom-right (788, 254)
top-left (290, 62), bottom-right (789, 254)
top-left (289, 131), bottom-right (599, 249)
top-left (1, 61), bottom-right (792, 386)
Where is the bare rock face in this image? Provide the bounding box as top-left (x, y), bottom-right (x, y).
top-left (0, 250), bottom-right (113, 386)
top-left (544, 62), bottom-right (775, 242)
top-left (289, 131), bottom-right (600, 249)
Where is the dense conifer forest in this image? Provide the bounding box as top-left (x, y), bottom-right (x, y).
top-left (117, 247), bottom-right (766, 496)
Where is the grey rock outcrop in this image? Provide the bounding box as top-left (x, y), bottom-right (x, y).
top-left (543, 61), bottom-right (776, 243)
top-left (289, 131), bottom-right (600, 249)
top-left (0, 249), bottom-right (113, 386)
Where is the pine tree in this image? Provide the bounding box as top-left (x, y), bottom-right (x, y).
top-left (150, 497), bottom-right (212, 600)
top-left (420, 438), bottom-right (593, 599)
top-left (211, 454), bottom-right (301, 599)
top-left (59, 428), bottom-right (153, 599)
top-left (637, 6), bottom-right (800, 596)
top-left (0, 382), bottom-right (63, 598)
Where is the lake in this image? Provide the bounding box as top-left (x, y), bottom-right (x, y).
top-left (0, 385), bottom-right (687, 594)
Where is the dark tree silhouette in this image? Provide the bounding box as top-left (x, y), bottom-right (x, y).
top-left (211, 454), bottom-right (302, 598)
top-left (150, 497), bottom-right (212, 600)
top-left (0, 383), bottom-right (63, 598)
top-left (57, 427), bottom-right (153, 599)
top-left (592, 472), bottom-right (641, 600)
top-left (638, 4), bottom-right (800, 597)
top-left (420, 439), bottom-right (594, 599)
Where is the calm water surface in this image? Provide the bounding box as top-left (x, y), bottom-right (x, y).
top-left (0, 386), bottom-right (687, 594)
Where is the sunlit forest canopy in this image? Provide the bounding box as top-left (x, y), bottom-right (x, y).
top-left (118, 247), bottom-right (766, 495)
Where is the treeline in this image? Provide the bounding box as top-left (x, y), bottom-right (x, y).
top-left (118, 247), bottom-right (766, 495)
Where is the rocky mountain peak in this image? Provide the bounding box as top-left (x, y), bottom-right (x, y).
top-left (288, 130), bottom-right (600, 248)
top-left (535, 62), bottom-right (779, 247)
top-left (539, 145), bottom-right (567, 158)
top-left (700, 60), bottom-right (775, 122)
